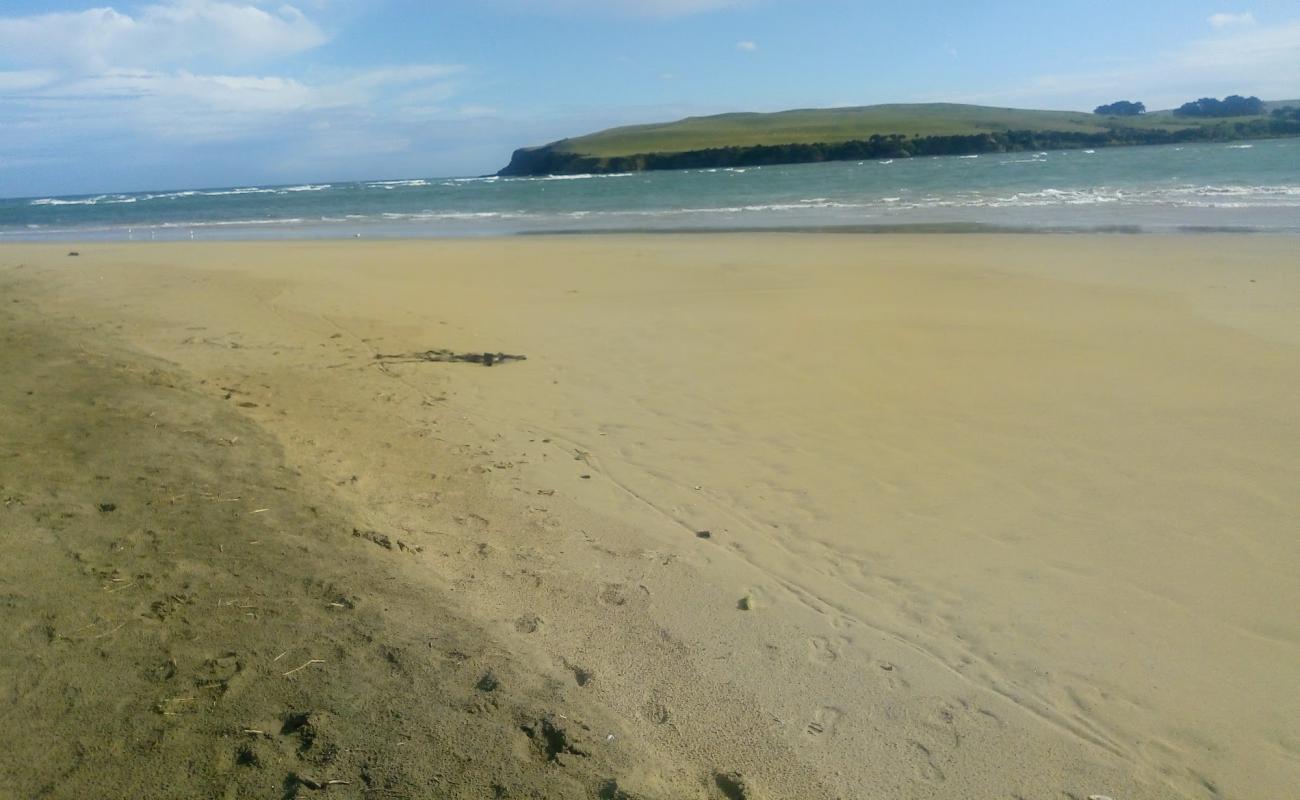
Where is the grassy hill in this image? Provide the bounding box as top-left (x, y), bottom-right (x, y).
top-left (554, 104), bottom-right (1212, 157)
top-left (499, 101), bottom-right (1300, 176)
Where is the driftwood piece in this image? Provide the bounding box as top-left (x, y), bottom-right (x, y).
top-left (374, 350), bottom-right (526, 367)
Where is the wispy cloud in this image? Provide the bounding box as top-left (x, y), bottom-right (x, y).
top-left (0, 2), bottom-right (479, 194)
top-left (1208, 11), bottom-right (1256, 29)
top-left (935, 16), bottom-right (1300, 110)
top-left (4, 64), bottom-right (466, 142)
top-left (493, 0), bottom-right (750, 18)
top-left (736, 40), bottom-right (758, 52)
top-left (0, 69), bottom-right (58, 92)
top-left (0, 1), bottom-right (327, 72)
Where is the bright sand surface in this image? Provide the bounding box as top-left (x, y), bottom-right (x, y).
top-left (2, 235), bottom-right (1297, 798)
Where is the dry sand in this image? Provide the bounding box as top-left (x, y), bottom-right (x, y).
top-left (1, 235), bottom-right (1297, 799)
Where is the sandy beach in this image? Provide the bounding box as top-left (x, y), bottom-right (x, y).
top-left (2, 234), bottom-right (1297, 799)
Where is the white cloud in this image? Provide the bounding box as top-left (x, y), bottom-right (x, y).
top-left (494, 0), bottom-right (749, 17)
top-left (736, 40), bottom-right (757, 52)
top-left (936, 17), bottom-right (1300, 110)
top-left (1178, 17), bottom-right (1297, 72)
top-left (4, 63), bottom-right (466, 142)
top-left (0, 70), bottom-right (58, 91)
top-left (1208, 11), bottom-right (1256, 28)
top-left (0, 1), bottom-right (327, 72)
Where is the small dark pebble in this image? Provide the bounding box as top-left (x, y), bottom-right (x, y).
top-left (98, 503), bottom-right (117, 513)
top-left (880, 662), bottom-right (895, 671)
top-left (580, 474), bottom-right (591, 480)
top-left (67, 251), bottom-right (80, 257)
top-left (695, 530), bottom-right (712, 539)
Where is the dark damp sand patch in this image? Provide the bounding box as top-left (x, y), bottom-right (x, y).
top-left (0, 284), bottom-right (707, 799)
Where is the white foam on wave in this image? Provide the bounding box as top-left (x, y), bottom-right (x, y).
top-left (380, 210), bottom-right (528, 221)
top-left (199, 188), bottom-right (277, 196)
top-left (31, 195), bottom-right (109, 206)
top-left (156, 218), bottom-right (306, 228)
top-left (154, 191), bottom-right (199, 200)
top-left (30, 193), bottom-right (140, 206)
top-left (366, 179), bottom-right (431, 189)
top-left (528, 173), bottom-right (635, 181)
top-left (875, 183), bottom-right (1300, 211)
top-left (281, 184), bottom-right (332, 192)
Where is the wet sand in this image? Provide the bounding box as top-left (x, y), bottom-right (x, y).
top-left (2, 235), bottom-right (1297, 799)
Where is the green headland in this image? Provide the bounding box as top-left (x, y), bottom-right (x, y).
top-left (499, 100), bottom-right (1300, 176)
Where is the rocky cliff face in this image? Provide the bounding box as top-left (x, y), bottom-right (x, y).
top-left (497, 145), bottom-right (606, 176)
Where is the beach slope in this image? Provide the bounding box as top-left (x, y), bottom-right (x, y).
top-left (2, 235), bottom-right (1297, 799)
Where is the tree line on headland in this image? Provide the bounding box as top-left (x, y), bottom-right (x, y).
top-left (500, 106), bottom-right (1300, 177)
top-left (1094, 95), bottom-right (1269, 118)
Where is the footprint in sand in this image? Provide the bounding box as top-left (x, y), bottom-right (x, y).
top-left (640, 693), bottom-right (671, 725)
top-left (909, 740), bottom-right (946, 782)
top-left (598, 583), bottom-right (627, 606)
top-left (876, 660), bottom-right (911, 690)
top-left (808, 636), bottom-right (845, 664)
top-left (804, 706), bottom-right (842, 741)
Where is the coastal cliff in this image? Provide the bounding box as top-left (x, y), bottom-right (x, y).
top-left (498, 103), bottom-right (1300, 177)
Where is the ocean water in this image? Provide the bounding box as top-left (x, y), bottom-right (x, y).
top-left (2, 139), bottom-right (1298, 240)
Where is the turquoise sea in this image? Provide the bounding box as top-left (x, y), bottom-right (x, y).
top-left (2, 139), bottom-right (1298, 239)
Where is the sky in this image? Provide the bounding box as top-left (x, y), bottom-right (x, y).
top-left (1, 0), bottom-right (1298, 197)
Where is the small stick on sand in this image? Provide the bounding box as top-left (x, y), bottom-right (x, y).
top-left (92, 621), bottom-right (129, 639)
top-left (282, 659), bottom-right (324, 677)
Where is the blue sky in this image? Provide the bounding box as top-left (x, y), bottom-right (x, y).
top-left (1, 0), bottom-right (1298, 196)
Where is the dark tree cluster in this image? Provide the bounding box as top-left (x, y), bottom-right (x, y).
top-left (1271, 106), bottom-right (1300, 122)
top-left (1175, 95), bottom-right (1265, 117)
top-left (1094, 100), bottom-right (1146, 116)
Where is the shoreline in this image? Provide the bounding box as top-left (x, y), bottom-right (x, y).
top-left (3, 235), bottom-right (1297, 798)
top-left (5, 222), bottom-right (1300, 243)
